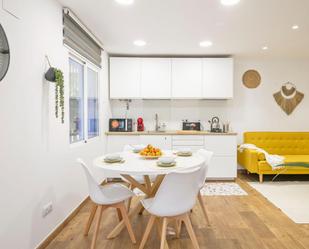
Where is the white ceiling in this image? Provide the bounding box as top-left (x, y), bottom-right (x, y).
top-left (57, 0), bottom-right (309, 58)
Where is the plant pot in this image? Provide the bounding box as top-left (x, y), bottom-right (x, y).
top-left (45, 67), bottom-right (56, 82)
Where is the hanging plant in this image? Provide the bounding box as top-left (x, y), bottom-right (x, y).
top-left (54, 69), bottom-right (64, 123)
top-left (45, 58), bottom-right (65, 123)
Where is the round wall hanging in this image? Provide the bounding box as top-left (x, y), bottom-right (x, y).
top-left (0, 24), bottom-right (10, 81)
top-left (242, 70), bottom-right (261, 89)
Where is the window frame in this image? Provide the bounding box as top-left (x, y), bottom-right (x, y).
top-left (68, 50), bottom-right (101, 146)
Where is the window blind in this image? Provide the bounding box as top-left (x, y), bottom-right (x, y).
top-left (63, 9), bottom-right (102, 68)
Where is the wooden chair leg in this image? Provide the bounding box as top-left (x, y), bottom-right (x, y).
top-left (84, 204), bottom-right (98, 236)
top-left (139, 215), bottom-right (156, 249)
top-left (90, 205), bottom-right (104, 249)
top-left (116, 208), bottom-right (123, 221)
top-left (127, 184), bottom-right (134, 212)
top-left (259, 173), bottom-right (263, 183)
top-left (197, 192), bottom-right (210, 226)
top-left (183, 213), bottom-right (200, 249)
top-left (119, 202), bottom-right (136, 244)
top-left (160, 218), bottom-right (168, 249)
top-left (156, 219), bottom-right (170, 249)
top-left (175, 219), bottom-right (182, 238)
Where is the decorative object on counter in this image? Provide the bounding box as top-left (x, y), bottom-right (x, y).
top-left (109, 118), bottom-right (133, 132)
top-left (242, 69), bottom-right (261, 89)
top-left (209, 116), bottom-right (222, 133)
top-left (44, 55), bottom-right (64, 123)
top-left (0, 24), bottom-right (10, 82)
top-left (137, 117), bottom-right (144, 131)
top-left (273, 82), bottom-right (304, 115)
top-left (222, 121), bottom-right (230, 133)
top-left (182, 120), bottom-right (201, 131)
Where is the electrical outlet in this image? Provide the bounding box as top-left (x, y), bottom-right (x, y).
top-left (42, 202), bottom-right (53, 217)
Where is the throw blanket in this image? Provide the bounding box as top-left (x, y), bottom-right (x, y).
top-left (238, 143), bottom-right (285, 170)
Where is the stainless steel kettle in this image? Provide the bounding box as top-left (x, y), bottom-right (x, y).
top-left (208, 116), bottom-right (222, 132)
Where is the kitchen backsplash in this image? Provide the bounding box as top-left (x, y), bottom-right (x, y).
top-left (110, 99), bottom-right (234, 132)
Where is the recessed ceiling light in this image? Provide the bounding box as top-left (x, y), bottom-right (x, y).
top-left (262, 46), bottom-right (268, 50)
top-left (220, 0), bottom-right (240, 6)
top-left (133, 40), bottom-right (146, 46)
top-left (115, 0), bottom-right (134, 5)
top-left (199, 41), bottom-right (213, 47)
top-left (292, 25), bottom-right (299, 30)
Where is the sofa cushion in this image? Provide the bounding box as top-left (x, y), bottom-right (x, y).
top-left (258, 155), bottom-right (309, 171)
top-left (244, 132), bottom-right (309, 155)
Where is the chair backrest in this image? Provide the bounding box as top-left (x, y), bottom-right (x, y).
top-left (196, 149), bottom-right (214, 189)
top-left (147, 166), bottom-right (203, 217)
top-left (123, 144), bottom-right (133, 152)
top-left (123, 144), bottom-right (146, 152)
top-left (76, 158), bottom-right (106, 204)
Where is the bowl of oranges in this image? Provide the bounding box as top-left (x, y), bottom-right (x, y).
top-left (139, 144), bottom-right (163, 159)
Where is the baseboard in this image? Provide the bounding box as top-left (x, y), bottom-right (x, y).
top-left (36, 196), bottom-right (90, 249)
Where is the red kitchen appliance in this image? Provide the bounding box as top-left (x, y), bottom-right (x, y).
top-left (137, 117), bottom-right (144, 131)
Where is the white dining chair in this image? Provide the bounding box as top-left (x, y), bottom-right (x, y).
top-left (196, 149), bottom-right (214, 225)
top-left (77, 158), bottom-right (136, 249)
top-left (122, 144), bottom-right (157, 211)
top-left (138, 166), bottom-right (203, 249)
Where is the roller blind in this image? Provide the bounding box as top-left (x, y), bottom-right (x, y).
top-left (63, 10), bottom-right (102, 67)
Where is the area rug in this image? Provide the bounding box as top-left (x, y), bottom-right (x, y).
top-left (249, 181), bottom-right (309, 223)
top-left (200, 183), bottom-right (247, 196)
top-left (133, 182), bottom-right (247, 196)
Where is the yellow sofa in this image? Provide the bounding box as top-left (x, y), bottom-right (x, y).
top-left (237, 132), bottom-right (309, 182)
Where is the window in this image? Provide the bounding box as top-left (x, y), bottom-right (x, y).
top-left (69, 56), bottom-right (99, 144)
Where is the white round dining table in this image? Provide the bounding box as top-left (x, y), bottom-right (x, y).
top-left (93, 150), bottom-right (205, 176)
top-left (93, 150), bottom-right (205, 243)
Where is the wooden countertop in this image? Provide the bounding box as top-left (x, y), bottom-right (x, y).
top-left (105, 131), bottom-right (237, 136)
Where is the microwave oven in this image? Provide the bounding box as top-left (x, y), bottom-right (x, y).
top-left (109, 118), bottom-right (133, 132)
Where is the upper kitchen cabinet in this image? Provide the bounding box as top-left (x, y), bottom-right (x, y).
top-left (110, 57), bottom-right (141, 99)
top-left (171, 58), bottom-right (203, 98)
top-left (202, 58), bottom-right (234, 99)
top-left (140, 58), bottom-right (171, 99)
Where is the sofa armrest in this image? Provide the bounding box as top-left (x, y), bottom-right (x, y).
top-left (237, 148), bottom-right (261, 173)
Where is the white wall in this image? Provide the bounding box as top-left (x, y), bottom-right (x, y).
top-left (0, 0), bottom-right (111, 248)
top-left (111, 58), bottom-right (309, 143)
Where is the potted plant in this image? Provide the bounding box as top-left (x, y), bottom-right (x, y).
top-left (45, 66), bottom-right (64, 123)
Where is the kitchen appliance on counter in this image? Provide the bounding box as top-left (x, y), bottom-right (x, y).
top-left (182, 120), bottom-right (201, 131)
top-left (208, 116), bottom-right (222, 133)
top-left (137, 117), bottom-right (144, 132)
top-left (109, 118), bottom-right (133, 132)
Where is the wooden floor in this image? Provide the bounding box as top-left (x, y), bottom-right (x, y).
top-left (45, 173), bottom-right (309, 249)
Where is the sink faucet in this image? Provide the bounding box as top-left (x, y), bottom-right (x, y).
top-left (155, 113), bottom-right (160, 131)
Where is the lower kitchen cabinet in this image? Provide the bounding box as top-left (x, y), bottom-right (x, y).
top-left (140, 135), bottom-right (172, 150)
top-left (206, 156), bottom-right (237, 179)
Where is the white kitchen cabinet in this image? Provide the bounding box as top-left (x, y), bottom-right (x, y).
top-left (206, 156), bottom-right (237, 179)
top-left (172, 135), bottom-right (204, 152)
top-left (140, 135), bottom-right (172, 150)
top-left (204, 135), bottom-right (237, 179)
top-left (141, 58), bottom-right (171, 99)
top-left (109, 57), bottom-right (141, 99)
top-left (171, 58), bottom-right (203, 98)
top-left (107, 135), bottom-right (140, 153)
top-left (202, 58), bottom-right (234, 99)
top-left (204, 136), bottom-right (237, 156)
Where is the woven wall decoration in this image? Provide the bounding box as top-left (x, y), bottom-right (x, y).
top-left (273, 82), bottom-right (304, 115)
top-left (242, 70), bottom-right (261, 89)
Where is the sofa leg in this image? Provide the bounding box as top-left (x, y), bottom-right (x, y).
top-left (259, 174), bottom-right (263, 183)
